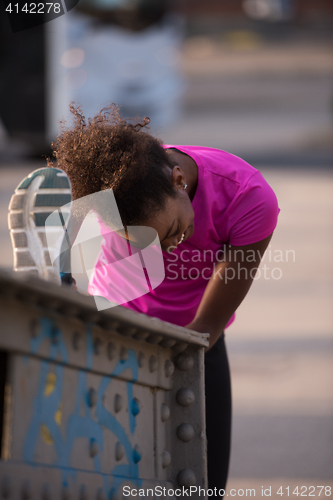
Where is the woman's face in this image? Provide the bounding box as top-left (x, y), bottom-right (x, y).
top-left (121, 165), bottom-right (195, 252)
top-left (145, 191), bottom-right (195, 253)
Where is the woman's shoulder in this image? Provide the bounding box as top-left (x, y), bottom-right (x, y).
top-left (163, 144), bottom-right (258, 188)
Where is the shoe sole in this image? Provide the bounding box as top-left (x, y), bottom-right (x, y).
top-left (8, 168), bottom-right (72, 284)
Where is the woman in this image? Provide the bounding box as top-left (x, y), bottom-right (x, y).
top-left (11, 104), bottom-right (279, 496)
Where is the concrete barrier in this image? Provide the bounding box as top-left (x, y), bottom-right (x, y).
top-left (0, 270), bottom-right (208, 499)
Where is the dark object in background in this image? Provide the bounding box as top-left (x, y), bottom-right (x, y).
top-left (76, 0), bottom-right (171, 31)
top-left (0, 10), bottom-right (46, 155)
top-left (0, 0), bottom-right (171, 159)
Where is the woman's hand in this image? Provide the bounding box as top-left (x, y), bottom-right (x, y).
top-left (185, 233), bottom-right (273, 351)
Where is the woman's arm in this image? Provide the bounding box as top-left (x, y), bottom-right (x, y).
top-left (185, 233), bottom-right (273, 350)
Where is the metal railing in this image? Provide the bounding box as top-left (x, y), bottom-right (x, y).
top-left (0, 270), bottom-right (208, 499)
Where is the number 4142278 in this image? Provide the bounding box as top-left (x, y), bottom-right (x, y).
top-left (5, 3), bottom-right (61, 13)
top-left (277, 486), bottom-right (331, 496)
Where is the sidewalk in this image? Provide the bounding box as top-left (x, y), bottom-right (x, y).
top-left (164, 23), bottom-right (333, 489)
top-left (159, 21), bottom-right (333, 166)
top-left (226, 168), bottom-right (333, 489)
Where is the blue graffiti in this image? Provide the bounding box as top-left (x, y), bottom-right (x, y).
top-left (30, 317), bottom-right (69, 363)
top-left (23, 318), bottom-right (143, 496)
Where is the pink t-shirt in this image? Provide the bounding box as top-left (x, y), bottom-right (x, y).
top-left (88, 145), bottom-right (280, 329)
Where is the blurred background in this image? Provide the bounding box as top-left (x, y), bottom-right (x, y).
top-left (1, 0), bottom-right (333, 496)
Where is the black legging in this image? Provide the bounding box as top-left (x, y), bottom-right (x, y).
top-left (204, 332), bottom-right (232, 497)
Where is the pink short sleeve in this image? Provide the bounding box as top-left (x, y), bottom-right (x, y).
top-left (226, 171), bottom-right (280, 246)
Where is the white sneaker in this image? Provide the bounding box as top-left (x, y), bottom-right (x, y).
top-left (8, 167), bottom-right (72, 284)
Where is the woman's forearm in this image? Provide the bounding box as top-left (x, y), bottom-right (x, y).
top-left (185, 234), bottom-right (273, 350)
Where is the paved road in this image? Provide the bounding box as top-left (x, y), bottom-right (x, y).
top-left (0, 21), bottom-right (332, 497)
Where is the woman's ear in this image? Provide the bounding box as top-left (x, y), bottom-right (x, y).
top-left (171, 166), bottom-right (186, 190)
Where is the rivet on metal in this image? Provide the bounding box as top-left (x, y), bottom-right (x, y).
top-left (138, 351), bottom-right (145, 367)
top-left (177, 423), bottom-right (195, 442)
top-left (176, 388), bottom-right (195, 407)
top-left (134, 331), bottom-right (150, 341)
top-left (39, 297), bottom-right (60, 310)
top-left (30, 318), bottom-right (39, 338)
top-left (1, 476), bottom-right (10, 499)
top-left (80, 312), bottom-right (100, 324)
top-left (147, 334), bottom-right (163, 344)
top-left (161, 449), bottom-right (171, 468)
top-left (21, 480), bottom-right (31, 500)
top-left (120, 347), bottom-right (128, 361)
top-left (87, 388), bottom-right (97, 407)
top-left (131, 397), bottom-right (140, 416)
top-left (79, 486), bottom-right (88, 500)
top-left (177, 469), bottom-right (196, 488)
top-left (41, 484), bottom-right (51, 500)
top-left (72, 331), bottom-right (81, 350)
top-left (98, 318), bottom-right (116, 331)
top-left (61, 305), bottom-right (80, 318)
top-left (115, 441), bottom-right (125, 461)
top-left (172, 342), bottom-right (188, 353)
top-left (160, 403), bottom-right (170, 422)
top-left (96, 488), bottom-right (107, 500)
top-left (132, 444), bottom-right (142, 463)
top-left (108, 320), bottom-right (119, 330)
top-left (175, 352), bottom-right (194, 371)
top-left (90, 438), bottom-right (99, 457)
top-left (114, 394), bottom-right (123, 413)
top-left (164, 359), bottom-right (174, 377)
top-left (93, 338), bottom-right (102, 355)
top-left (119, 326), bottom-right (137, 336)
top-left (149, 355), bottom-right (158, 373)
top-left (107, 342), bottom-right (116, 360)
top-left (160, 338), bottom-right (177, 348)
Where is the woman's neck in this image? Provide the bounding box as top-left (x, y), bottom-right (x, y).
top-left (166, 148), bottom-right (198, 202)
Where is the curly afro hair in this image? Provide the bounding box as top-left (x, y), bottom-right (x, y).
top-left (47, 103), bottom-right (178, 228)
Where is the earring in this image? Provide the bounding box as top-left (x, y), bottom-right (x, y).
top-left (183, 183), bottom-right (188, 190)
